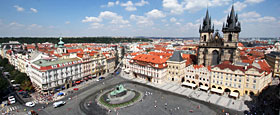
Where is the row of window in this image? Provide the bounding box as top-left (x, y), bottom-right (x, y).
top-left (186, 75), bottom-right (209, 81)
top-left (212, 80), bottom-right (241, 88)
top-left (168, 66), bottom-right (179, 69)
top-left (213, 75), bottom-right (257, 83)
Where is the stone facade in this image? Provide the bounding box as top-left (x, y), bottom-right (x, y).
top-left (167, 51), bottom-right (186, 83)
top-left (197, 7), bottom-right (240, 66)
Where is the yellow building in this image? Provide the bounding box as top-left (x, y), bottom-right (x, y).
top-left (210, 60), bottom-right (272, 97)
top-left (167, 51), bottom-right (186, 83)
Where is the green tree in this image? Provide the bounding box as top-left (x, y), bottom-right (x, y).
top-left (0, 77), bottom-right (9, 91)
top-left (14, 73), bottom-right (28, 84)
top-left (20, 80), bottom-right (33, 91)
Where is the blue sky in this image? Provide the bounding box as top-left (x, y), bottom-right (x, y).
top-left (0, 0), bottom-right (279, 37)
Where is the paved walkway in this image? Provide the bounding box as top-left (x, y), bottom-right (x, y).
top-left (121, 71), bottom-right (249, 111)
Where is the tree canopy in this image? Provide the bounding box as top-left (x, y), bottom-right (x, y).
top-left (0, 37), bottom-right (152, 44)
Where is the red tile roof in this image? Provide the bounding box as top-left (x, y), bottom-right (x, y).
top-left (132, 54), bottom-right (167, 64)
top-left (67, 49), bottom-right (83, 53)
top-left (257, 60), bottom-right (271, 74)
top-left (148, 52), bottom-right (172, 58)
top-left (214, 61), bottom-right (246, 72)
top-left (238, 43), bottom-right (244, 47)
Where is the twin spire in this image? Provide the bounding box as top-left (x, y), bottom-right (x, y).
top-left (200, 4), bottom-right (241, 33)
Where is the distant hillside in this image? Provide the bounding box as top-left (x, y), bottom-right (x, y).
top-left (0, 37), bottom-right (152, 44)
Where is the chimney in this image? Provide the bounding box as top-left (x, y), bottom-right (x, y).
top-left (160, 56), bottom-right (163, 59)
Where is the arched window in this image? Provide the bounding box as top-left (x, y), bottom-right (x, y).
top-left (228, 34), bottom-right (232, 42)
top-left (204, 35), bottom-right (207, 41)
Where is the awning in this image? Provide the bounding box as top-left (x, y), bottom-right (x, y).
top-left (230, 92), bottom-right (239, 97)
top-left (182, 82), bottom-right (197, 88)
top-left (124, 69), bottom-right (130, 73)
top-left (199, 85), bottom-right (209, 91)
top-left (210, 88), bottom-right (224, 94)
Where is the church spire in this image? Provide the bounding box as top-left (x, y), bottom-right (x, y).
top-left (199, 8), bottom-right (214, 33)
top-left (222, 3), bottom-right (241, 32)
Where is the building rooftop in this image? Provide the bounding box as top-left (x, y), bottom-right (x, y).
top-left (168, 51), bottom-right (184, 62)
top-left (33, 58), bottom-right (80, 67)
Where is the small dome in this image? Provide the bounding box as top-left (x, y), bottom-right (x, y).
top-left (58, 37), bottom-right (65, 47)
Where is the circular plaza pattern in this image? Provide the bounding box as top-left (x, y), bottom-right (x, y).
top-left (79, 81), bottom-right (240, 115)
top-left (97, 84), bottom-right (143, 109)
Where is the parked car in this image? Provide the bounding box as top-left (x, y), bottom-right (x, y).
top-left (25, 102), bottom-right (35, 107)
top-left (8, 96), bottom-right (16, 104)
top-left (53, 101), bottom-right (66, 108)
top-left (98, 77), bottom-right (105, 80)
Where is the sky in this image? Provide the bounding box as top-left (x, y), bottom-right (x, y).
top-left (0, 0), bottom-right (279, 37)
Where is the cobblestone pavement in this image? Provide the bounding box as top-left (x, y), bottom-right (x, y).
top-left (121, 71), bottom-right (250, 112)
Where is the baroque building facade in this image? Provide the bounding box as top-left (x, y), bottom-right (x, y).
top-left (198, 6), bottom-right (240, 66)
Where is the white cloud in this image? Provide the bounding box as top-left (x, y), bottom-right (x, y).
top-left (30, 8), bottom-right (38, 13)
top-left (163, 0), bottom-right (231, 14)
top-left (65, 21), bottom-right (70, 24)
top-left (257, 16), bottom-right (276, 22)
top-left (135, 0), bottom-right (149, 6)
top-left (170, 17), bottom-right (177, 22)
top-left (130, 14), bottom-right (153, 26)
top-left (224, 1), bottom-right (247, 13)
top-left (130, 9), bottom-right (165, 27)
top-left (146, 9), bottom-right (166, 18)
top-left (107, 2), bottom-right (115, 7)
top-left (9, 22), bottom-right (24, 27)
top-left (240, 11), bottom-right (261, 18)
top-left (119, 0), bottom-right (149, 11)
top-left (240, 11), bottom-right (276, 23)
top-left (82, 16), bottom-right (102, 23)
top-left (28, 24), bottom-right (43, 30)
top-left (245, 0), bottom-right (264, 4)
top-left (82, 11), bottom-right (129, 29)
top-left (13, 5), bottom-right (24, 12)
top-left (162, 0), bottom-right (184, 14)
top-left (185, 22), bottom-right (199, 29)
top-left (115, 1), bottom-right (120, 5)
top-left (90, 23), bottom-right (104, 29)
top-left (121, 1), bottom-right (137, 11)
top-left (99, 11), bottom-right (129, 24)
